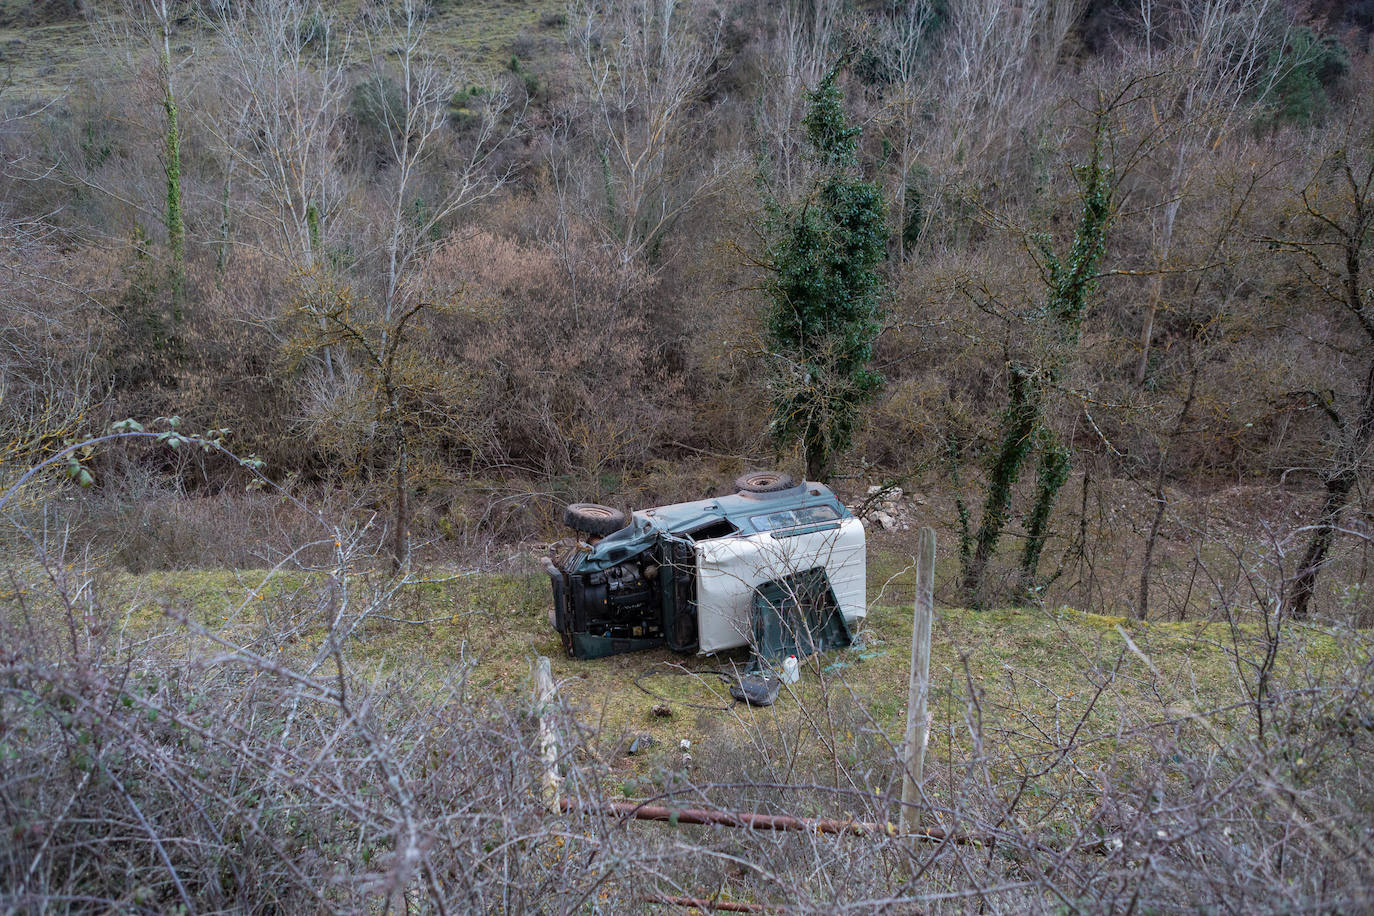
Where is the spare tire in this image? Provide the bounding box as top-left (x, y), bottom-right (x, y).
top-left (563, 503), bottom-right (628, 537)
top-left (735, 470), bottom-right (797, 494)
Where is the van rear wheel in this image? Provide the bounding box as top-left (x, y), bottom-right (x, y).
top-left (735, 470), bottom-right (797, 494)
top-left (563, 503), bottom-right (628, 537)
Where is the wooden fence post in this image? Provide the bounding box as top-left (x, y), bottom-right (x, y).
top-left (533, 655), bottom-right (561, 812)
top-left (900, 527), bottom-right (935, 833)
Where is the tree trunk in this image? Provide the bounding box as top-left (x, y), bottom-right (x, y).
top-left (1289, 363), bottom-right (1374, 617)
top-left (163, 85), bottom-right (184, 309)
top-left (961, 365), bottom-right (1039, 606)
top-left (1138, 365), bottom-right (1199, 619)
top-left (1016, 432), bottom-right (1070, 602)
top-left (1135, 140), bottom-right (1186, 386)
top-left (803, 404), bottom-right (834, 482)
top-left (305, 204), bottom-right (336, 383)
top-left (216, 168), bottom-right (232, 278)
top-left (158, 9), bottom-right (185, 319)
top-left (804, 436), bottom-right (827, 483)
top-left (390, 394), bottom-right (409, 572)
top-left (1288, 471), bottom-right (1356, 619)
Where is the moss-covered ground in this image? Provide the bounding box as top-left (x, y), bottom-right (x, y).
top-left (72, 543), bottom-right (1360, 830)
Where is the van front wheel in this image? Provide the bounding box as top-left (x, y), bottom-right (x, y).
top-left (563, 503), bottom-right (628, 537)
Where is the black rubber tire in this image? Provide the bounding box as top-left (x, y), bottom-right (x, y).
top-left (734, 470), bottom-right (798, 494)
top-left (563, 503), bottom-right (628, 537)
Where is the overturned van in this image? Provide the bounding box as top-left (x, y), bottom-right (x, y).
top-left (543, 472), bottom-right (866, 660)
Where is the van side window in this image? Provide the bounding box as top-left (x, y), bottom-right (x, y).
top-left (752, 505), bottom-right (838, 532)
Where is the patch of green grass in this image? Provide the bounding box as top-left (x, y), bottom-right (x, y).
top-left (1, 0), bottom-right (562, 101)
top-left (426, 0), bottom-right (555, 68)
top-left (0, 19), bottom-right (90, 96)
top-left (104, 567), bottom-right (325, 629)
top-left (77, 547), bottom-right (1356, 826)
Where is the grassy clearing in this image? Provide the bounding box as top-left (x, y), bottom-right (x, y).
top-left (5, 544), bottom-right (1369, 911)
top-left (0, 18), bottom-right (89, 95)
top-left (75, 547), bottom-right (1357, 825)
top-left (0, 0), bottom-right (560, 101)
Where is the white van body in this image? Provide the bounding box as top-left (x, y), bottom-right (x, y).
top-left (693, 517), bottom-right (867, 654)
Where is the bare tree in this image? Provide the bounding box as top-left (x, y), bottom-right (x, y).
top-left (357, 0), bottom-right (518, 327)
top-left (276, 0), bottom-right (518, 570)
top-left (0, 218), bottom-right (102, 507)
top-left (79, 0), bottom-right (195, 321)
top-left (565, 0), bottom-right (726, 265)
top-left (879, 0), bottom-right (939, 263)
top-left (201, 0), bottom-right (357, 387)
top-left (1268, 115), bottom-right (1374, 619)
top-left (753, 0), bottom-right (844, 200)
top-left (879, 0), bottom-right (1085, 262)
top-left (1129, 0), bottom-right (1297, 387)
top-left (937, 0), bottom-right (1083, 173)
top-left (203, 0), bottom-right (354, 267)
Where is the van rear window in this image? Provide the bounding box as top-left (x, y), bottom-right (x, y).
top-left (751, 505), bottom-right (839, 531)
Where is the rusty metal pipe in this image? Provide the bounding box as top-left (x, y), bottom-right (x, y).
top-left (560, 797), bottom-right (983, 845)
top-left (641, 895), bottom-right (775, 913)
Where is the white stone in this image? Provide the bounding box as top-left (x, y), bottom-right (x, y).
top-left (875, 512), bottom-right (897, 531)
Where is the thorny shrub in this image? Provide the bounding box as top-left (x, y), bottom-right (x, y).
top-left (421, 229), bottom-right (688, 490)
top-left (2, 508), bottom-right (1371, 913)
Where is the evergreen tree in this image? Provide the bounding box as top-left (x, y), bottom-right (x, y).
top-left (763, 68), bottom-right (888, 482)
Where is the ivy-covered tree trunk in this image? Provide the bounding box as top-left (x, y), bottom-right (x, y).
top-left (959, 118), bottom-right (1112, 607)
top-left (158, 9), bottom-right (185, 318)
top-left (962, 364), bottom-right (1039, 605)
top-left (1016, 430), bottom-right (1071, 601)
top-left (763, 68), bottom-right (888, 482)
